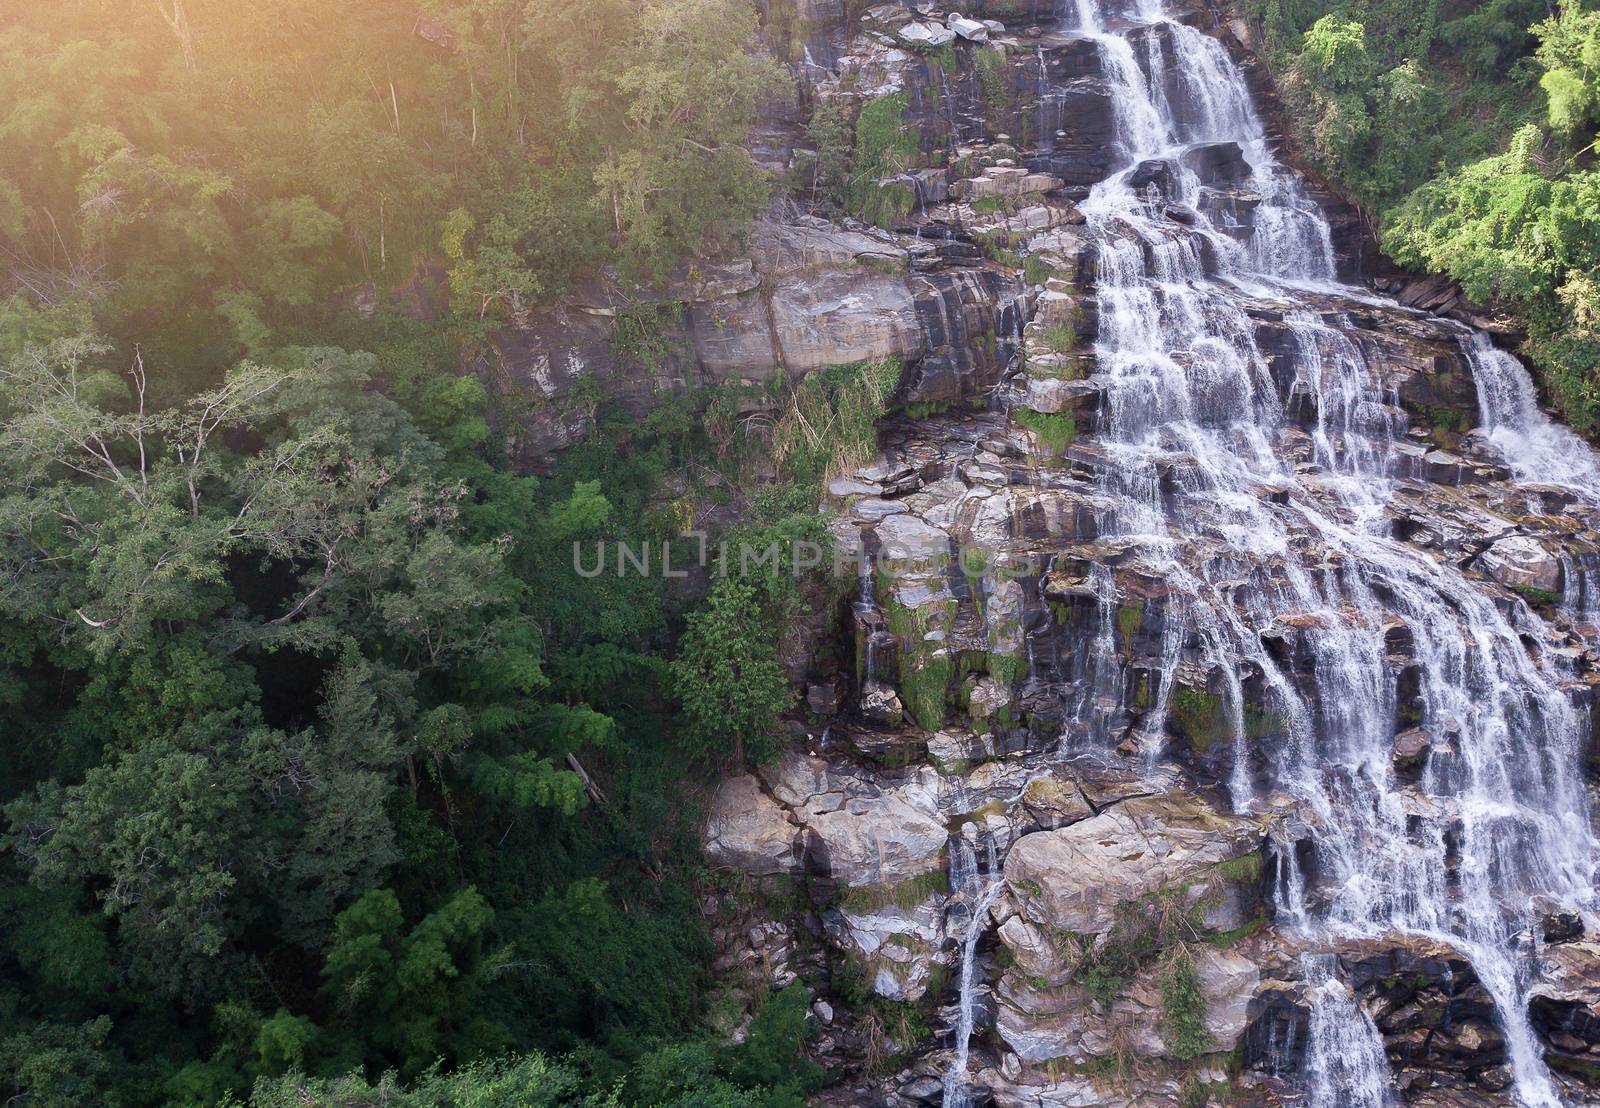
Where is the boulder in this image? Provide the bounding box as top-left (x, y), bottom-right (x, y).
top-left (1125, 157), bottom-right (1180, 200)
top-left (749, 219), bottom-right (905, 278)
top-left (805, 769), bottom-right (949, 885)
top-left (1478, 534), bottom-right (1562, 593)
top-left (875, 512), bottom-right (952, 561)
top-left (1003, 791), bottom-right (1260, 935)
top-left (826, 896), bottom-right (949, 1000)
top-left (1179, 141), bottom-right (1251, 188)
top-left (947, 14), bottom-right (990, 40)
top-left (967, 675), bottom-right (1015, 722)
top-left (900, 21), bottom-right (957, 47)
top-left (860, 681), bottom-right (906, 724)
top-left (705, 776), bottom-right (800, 875)
top-left (759, 749), bottom-right (833, 808)
top-left (769, 269), bottom-right (924, 374)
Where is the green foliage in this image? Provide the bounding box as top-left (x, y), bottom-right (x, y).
top-left (846, 93), bottom-right (920, 223)
top-left (1024, 256), bottom-right (1059, 287)
top-left (885, 596), bottom-right (958, 731)
top-left (1383, 131), bottom-right (1600, 431)
top-left (0, 1017), bottom-right (119, 1108)
top-left (246, 1053), bottom-right (586, 1107)
top-left (1513, 582), bottom-right (1564, 607)
top-left (1076, 888), bottom-right (1201, 1009)
top-left (1537, 0), bottom-right (1600, 136)
top-left (976, 48), bottom-right (1014, 125)
top-left (836, 871), bottom-right (951, 914)
top-left (1013, 408), bottom-right (1078, 453)
top-left (671, 576), bottom-right (793, 767)
top-left (1242, 0), bottom-right (1600, 437)
top-left (1161, 951), bottom-right (1214, 1061)
top-left (0, 5), bottom-right (837, 1105)
top-left (0, 0), bottom-right (786, 360)
top-left (1037, 320), bottom-right (1076, 353)
top-left (771, 358), bottom-right (903, 488)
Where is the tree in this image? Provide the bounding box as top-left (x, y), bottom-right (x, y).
top-left (1537, 0), bottom-right (1600, 138)
top-left (669, 576), bottom-right (791, 767)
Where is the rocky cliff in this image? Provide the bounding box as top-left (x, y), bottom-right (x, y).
top-left (481, 1), bottom-right (1600, 1105)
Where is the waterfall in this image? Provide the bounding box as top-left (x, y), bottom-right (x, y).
top-left (1302, 955), bottom-right (1396, 1108)
top-left (1026, 0), bottom-right (1600, 1102)
top-left (1465, 330), bottom-right (1600, 493)
top-left (858, 551), bottom-right (880, 686)
top-left (942, 835), bottom-right (1003, 1108)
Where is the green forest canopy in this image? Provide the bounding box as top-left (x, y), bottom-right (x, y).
top-left (3, 0), bottom-right (1600, 1103)
top-left (0, 1), bottom-right (815, 1105)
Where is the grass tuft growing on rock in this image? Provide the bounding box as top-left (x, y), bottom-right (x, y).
top-left (836, 870), bottom-right (950, 914)
top-left (1014, 408), bottom-right (1078, 453)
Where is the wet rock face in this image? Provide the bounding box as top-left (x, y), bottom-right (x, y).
top-left (673, 1), bottom-right (1600, 1104)
top-left (484, 215), bottom-right (1023, 468)
top-left (1246, 938), bottom-right (1522, 1098)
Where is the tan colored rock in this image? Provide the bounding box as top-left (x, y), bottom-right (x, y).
top-left (704, 776), bottom-right (800, 875)
top-left (769, 269), bottom-right (924, 374)
top-left (1478, 534), bottom-right (1562, 593)
top-left (806, 769), bottom-right (948, 885)
top-left (1102, 946), bottom-right (1260, 1057)
top-left (952, 171), bottom-right (1065, 202)
top-left (748, 219), bottom-right (905, 279)
top-left (1020, 775), bottom-right (1092, 829)
top-left (1003, 792), bottom-right (1260, 935)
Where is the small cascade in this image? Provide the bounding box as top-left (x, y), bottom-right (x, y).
top-left (1561, 554), bottom-right (1600, 628)
top-left (1465, 330), bottom-right (1600, 493)
top-left (1301, 955), bottom-right (1396, 1108)
top-left (857, 550), bottom-right (881, 686)
top-left (942, 833), bottom-right (1004, 1108)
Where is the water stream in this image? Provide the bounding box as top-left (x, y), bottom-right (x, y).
top-left (1019, 0), bottom-right (1600, 1102)
top-left (942, 835), bottom-right (1004, 1108)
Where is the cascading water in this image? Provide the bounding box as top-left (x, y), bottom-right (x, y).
top-left (1302, 954), bottom-right (1397, 1107)
top-left (1466, 331), bottom-right (1600, 493)
top-left (942, 835), bottom-right (1004, 1108)
top-left (1033, 0), bottom-right (1600, 1102)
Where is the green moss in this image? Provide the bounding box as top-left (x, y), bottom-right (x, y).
top-left (1214, 850), bottom-right (1264, 884)
top-left (1179, 1076), bottom-right (1235, 1108)
top-left (981, 652), bottom-right (1021, 688)
top-left (971, 196), bottom-right (1006, 214)
top-left (1170, 688), bottom-right (1225, 750)
top-left (976, 47), bottom-right (1012, 125)
top-left (1024, 255), bottom-right (1058, 286)
top-left (1410, 402), bottom-right (1471, 448)
top-left (1039, 319), bottom-right (1076, 353)
top-left (1013, 408), bottom-right (1078, 453)
top-left (902, 654), bottom-right (953, 731)
top-left (1077, 885), bottom-right (1210, 1019)
top-left (1547, 1052), bottom-right (1600, 1083)
top-left (836, 870), bottom-right (951, 915)
top-left (849, 93), bottom-right (919, 227)
top-left (1204, 914), bottom-right (1266, 949)
top-left (859, 179), bottom-right (918, 230)
top-left (1513, 582), bottom-right (1562, 608)
top-left (921, 42), bottom-right (958, 73)
top-left (900, 398), bottom-right (953, 419)
top-left (1117, 601), bottom-right (1143, 654)
top-left (1163, 950), bottom-right (1213, 1060)
top-left (1013, 877), bottom-right (1043, 897)
top-left (885, 596), bottom-right (959, 730)
top-left (1131, 670), bottom-right (1155, 710)
top-left (1170, 689), bottom-right (1284, 754)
